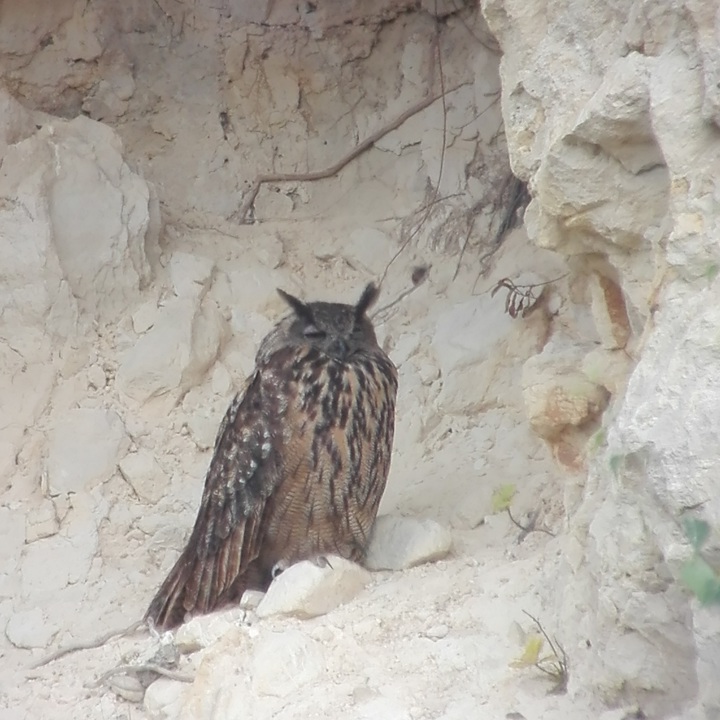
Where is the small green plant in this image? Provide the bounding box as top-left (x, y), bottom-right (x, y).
top-left (681, 518), bottom-right (720, 605)
top-left (511, 611), bottom-right (568, 694)
top-left (491, 484), bottom-right (554, 542)
top-left (491, 484), bottom-right (517, 513)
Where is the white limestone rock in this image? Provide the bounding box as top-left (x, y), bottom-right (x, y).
top-left (181, 385), bottom-right (227, 451)
top-left (109, 674), bottom-right (146, 704)
top-left (486, 0), bottom-right (720, 713)
top-left (572, 53), bottom-right (661, 174)
top-left (21, 494), bottom-right (100, 598)
top-left (24, 498), bottom-right (59, 543)
top-left (118, 450), bottom-right (169, 504)
top-left (174, 607), bottom-right (248, 654)
top-left (169, 251), bottom-right (215, 299)
top-left (211, 363), bottom-right (233, 396)
top-left (47, 408), bottom-right (129, 495)
top-left (250, 628), bottom-right (325, 697)
top-left (239, 590), bottom-right (265, 610)
top-left (132, 300), bottom-right (160, 334)
top-left (117, 297), bottom-right (227, 408)
top-left (431, 295), bottom-right (514, 414)
top-left (5, 607), bottom-right (58, 649)
top-left (0, 87), bottom-right (36, 160)
top-left (86, 363), bottom-right (107, 390)
top-left (0, 507), bottom-right (24, 599)
top-left (1, 115), bottom-right (156, 331)
top-left (144, 678), bottom-right (187, 719)
top-left (344, 228), bottom-right (395, 275)
top-left (533, 134), bottom-right (668, 254)
top-left (256, 556), bottom-right (370, 619)
top-left (365, 515), bottom-right (452, 571)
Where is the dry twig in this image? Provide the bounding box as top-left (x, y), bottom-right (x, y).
top-left (29, 620), bottom-right (146, 669)
top-left (87, 662), bottom-right (194, 689)
top-left (522, 610), bottom-right (569, 694)
top-left (491, 275), bottom-right (565, 318)
top-left (506, 507), bottom-right (555, 542)
top-left (378, 24), bottom-right (451, 289)
top-left (235, 83), bottom-right (466, 224)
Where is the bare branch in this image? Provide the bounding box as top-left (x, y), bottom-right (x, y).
top-left (234, 83), bottom-right (468, 224)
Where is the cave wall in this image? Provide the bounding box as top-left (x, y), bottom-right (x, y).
top-left (484, 0), bottom-right (720, 716)
top-left (0, 2), bottom-right (582, 718)
top-left (2, 0), bottom-right (719, 717)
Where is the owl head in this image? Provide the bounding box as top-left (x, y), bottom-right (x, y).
top-left (257, 284), bottom-right (381, 363)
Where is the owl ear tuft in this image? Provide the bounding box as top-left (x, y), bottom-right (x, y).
top-left (355, 283), bottom-right (379, 318)
top-left (277, 289), bottom-right (313, 322)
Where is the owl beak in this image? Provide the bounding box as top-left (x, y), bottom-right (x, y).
top-left (327, 338), bottom-right (349, 361)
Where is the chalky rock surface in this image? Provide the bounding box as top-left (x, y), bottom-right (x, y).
top-left (365, 515), bottom-right (453, 571)
top-left (2, 0), bottom-right (718, 718)
top-left (256, 556), bottom-right (371, 620)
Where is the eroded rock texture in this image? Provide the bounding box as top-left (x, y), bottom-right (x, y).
top-left (2, 0), bottom-right (718, 717)
top-left (485, 0), bottom-right (720, 715)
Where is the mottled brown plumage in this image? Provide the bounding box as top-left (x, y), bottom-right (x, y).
top-left (146, 283), bottom-right (397, 629)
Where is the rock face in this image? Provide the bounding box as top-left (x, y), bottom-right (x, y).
top-left (484, 0), bottom-right (720, 716)
top-left (0, 113), bottom-right (156, 333)
top-left (2, 0), bottom-right (718, 719)
top-left (47, 408), bottom-right (129, 495)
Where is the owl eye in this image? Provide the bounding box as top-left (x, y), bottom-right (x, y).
top-left (303, 324), bottom-right (326, 339)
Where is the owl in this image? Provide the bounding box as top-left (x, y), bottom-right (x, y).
top-left (145, 283), bottom-right (398, 629)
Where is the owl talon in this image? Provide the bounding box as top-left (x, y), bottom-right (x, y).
top-left (313, 555), bottom-right (333, 569)
top-left (271, 560), bottom-right (288, 579)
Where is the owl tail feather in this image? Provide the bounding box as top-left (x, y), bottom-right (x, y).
top-left (145, 534), bottom-right (266, 630)
top-left (145, 549), bottom-right (198, 631)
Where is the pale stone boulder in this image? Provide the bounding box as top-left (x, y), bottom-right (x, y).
top-left (256, 556), bottom-right (370, 619)
top-left (174, 607), bottom-right (248, 654)
top-left (486, 0), bottom-right (720, 713)
top-left (365, 515), bottom-right (452, 571)
top-left (144, 678), bottom-right (186, 719)
top-left (0, 507), bottom-right (24, 600)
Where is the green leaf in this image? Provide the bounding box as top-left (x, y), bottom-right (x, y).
top-left (681, 556), bottom-right (720, 605)
top-left (683, 518), bottom-right (711, 550)
top-left (492, 484), bottom-right (517, 513)
top-left (510, 634), bottom-right (544, 668)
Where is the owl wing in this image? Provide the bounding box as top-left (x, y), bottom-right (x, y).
top-left (145, 358), bottom-right (289, 629)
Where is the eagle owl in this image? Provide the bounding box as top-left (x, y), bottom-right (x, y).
top-left (146, 283), bottom-right (398, 629)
